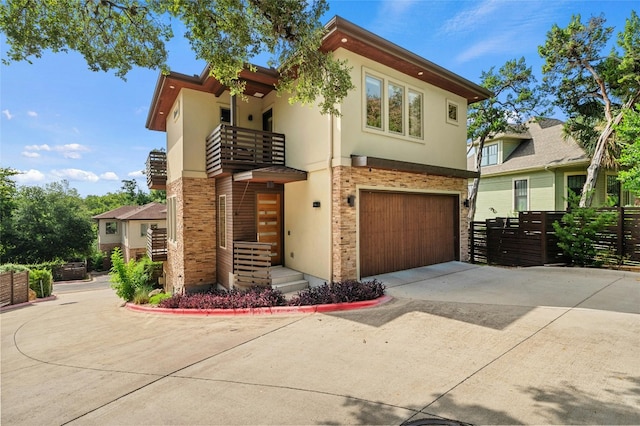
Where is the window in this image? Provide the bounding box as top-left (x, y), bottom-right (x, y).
top-left (140, 223), bottom-right (158, 237)
top-left (567, 174), bottom-right (586, 198)
top-left (606, 174), bottom-right (621, 206)
top-left (106, 221), bottom-right (117, 235)
top-left (388, 82), bottom-right (404, 134)
top-left (447, 99), bottom-right (459, 125)
top-left (514, 179), bottom-right (528, 212)
top-left (167, 197), bottom-right (177, 243)
top-left (365, 75), bottom-right (382, 129)
top-left (481, 144), bottom-right (498, 166)
top-left (408, 90), bottom-right (423, 138)
top-left (219, 195), bottom-right (227, 249)
top-left (363, 70), bottom-right (424, 140)
top-left (221, 107), bottom-right (231, 124)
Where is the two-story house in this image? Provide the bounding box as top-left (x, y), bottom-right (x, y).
top-left (144, 16), bottom-right (491, 294)
top-left (93, 202), bottom-right (167, 262)
top-left (468, 118), bottom-right (636, 221)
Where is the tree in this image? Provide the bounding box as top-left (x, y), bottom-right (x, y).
top-left (0, 0), bottom-right (353, 115)
top-left (7, 181), bottom-right (94, 263)
top-left (539, 11), bottom-right (640, 207)
top-left (0, 167), bottom-right (19, 261)
top-left (467, 57), bottom-right (550, 221)
top-left (616, 105), bottom-right (640, 194)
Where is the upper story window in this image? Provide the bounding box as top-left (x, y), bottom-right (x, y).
top-left (105, 221), bottom-right (117, 235)
top-left (481, 143), bottom-right (498, 166)
top-left (365, 75), bottom-right (383, 129)
top-left (221, 107), bottom-right (231, 124)
top-left (364, 70), bottom-right (424, 140)
top-left (140, 223), bottom-right (158, 237)
top-left (514, 179), bottom-right (528, 212)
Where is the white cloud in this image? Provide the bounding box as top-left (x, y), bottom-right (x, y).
top-left (2, 109), bottom-right (14, 120)
top-left (100, 172), bottom-right (119, 181)
top-left (14, 169), bottom-right (46, 184)
top-left (24, 143), bottom-right (90, 159)
top-left (440, 0), bottom-right (501, 35)
top-left (128, 170), bottom-right (145, 178)
top-left (51, 169), bottom-right (99, 182)
top-left (25, 144), bottom-right (52, 151)
top-left (27, 111), bottom-right (38, 117)
top-left (21, 151), bottom-right (41, 158)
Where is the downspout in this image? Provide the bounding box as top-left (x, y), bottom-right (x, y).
top-left (327, 114), bottom-right (334, 283)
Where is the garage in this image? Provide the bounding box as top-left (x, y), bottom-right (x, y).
top-left (359, 191), bottom-right (459, 277)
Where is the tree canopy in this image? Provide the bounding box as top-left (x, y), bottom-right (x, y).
top-left (539, 11), bottom-right (640, 206)
top-left (467, 57), bottom-right (550, 221)
top-left (616, 105), bottom-right (640, 194)
top-left (0, 0), bottom-right (353, 115)
top-left (4, 181), bottom-right (95, 264)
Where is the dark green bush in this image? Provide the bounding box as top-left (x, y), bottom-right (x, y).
top-left (553, 199), bottom-right (618, 266)
top-left (288, 280), bottom-right (386, 306)
top-left (29, 269), bottom-right (53, 298)
top-left (0, 264), bottom-right (29, 273)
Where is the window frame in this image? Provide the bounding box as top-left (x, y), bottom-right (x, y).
top-left (446, 99), bottom-right (459, 125)
top-left (513, 178), bottom-right (529, 212)
top-left (481, 143), bottom-right (499, 166)
top-left (218, 195), bottom-right (227, 249)
top-left (564, 172), bottom-right (587, 207)
top-left (105, 221), bottom-right (118, 235)
top-left (362, 68), bottom-right (425, 141)
top-left (167, 197), bottom-right (177, 243)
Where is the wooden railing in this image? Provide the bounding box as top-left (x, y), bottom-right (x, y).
top-left (233, 241), bottom-right (272, 288)
top-left (206, 124), bottom-right (285, 177)
top-left (146, 150), bottom-right (167, 190)
top-left (147, 227), bottom-right (168, 261)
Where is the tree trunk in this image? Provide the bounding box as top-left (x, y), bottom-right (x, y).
top-left (467, 135), bottom-right (487, 221)
top-left (579, 94), bottom-right (639, 207)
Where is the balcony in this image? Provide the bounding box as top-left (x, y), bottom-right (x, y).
top-left (146, 150), bottom-right (167, 190)
top-left (206, 124), bottom-right (285, 177)
top-left (147, 227), bottom-right (167, 261)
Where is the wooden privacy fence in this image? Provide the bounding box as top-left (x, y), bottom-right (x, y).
top-left (470, 207), bottom-right (640, 267)
top-left (0, 271), bottom-right (30, 307)
top-left (233, 241), bottom-right (272, 288)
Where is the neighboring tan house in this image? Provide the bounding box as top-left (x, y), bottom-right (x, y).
top-left (93, 202), bottom-right (167, 262)
top-left (468, 118), bottom-right (636, 222)
top-left (144, 16), bottom-right (491, 294)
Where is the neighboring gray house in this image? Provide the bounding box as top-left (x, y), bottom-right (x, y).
top-left (468, 118), bottom-right (636, 221)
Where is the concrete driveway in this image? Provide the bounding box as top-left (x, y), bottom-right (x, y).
top-left (1, 262), bottom-right (639, 425)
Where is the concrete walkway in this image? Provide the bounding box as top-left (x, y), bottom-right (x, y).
top-left (1, 263), bottom-right (639, 425)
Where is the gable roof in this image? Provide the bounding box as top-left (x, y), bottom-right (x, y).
top-left (146, 15), bottom-right (492, 132)
top-left (92, 203), bottom-right (166, 221)
top-left (467, 118), bottom-right (590, 176)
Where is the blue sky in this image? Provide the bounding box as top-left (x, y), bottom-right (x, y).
top-left (1, 0), bottom-right (636, 197)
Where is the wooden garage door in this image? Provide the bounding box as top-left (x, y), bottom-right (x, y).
top-left (359, 191), bottom-right (459, 277)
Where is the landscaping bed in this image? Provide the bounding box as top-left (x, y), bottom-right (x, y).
top-left (126, 280), bottom-right (390, 315)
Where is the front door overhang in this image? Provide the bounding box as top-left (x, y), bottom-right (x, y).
top-left (233, 166), bottom-right (308, 184)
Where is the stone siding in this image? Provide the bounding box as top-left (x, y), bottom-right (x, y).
top-left (167, 177), bottom-right (217, 293)
top-left (332, 166), bottom-right (470, 281)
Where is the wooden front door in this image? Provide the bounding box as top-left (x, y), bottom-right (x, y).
top-left (256, 193), bottom-right (282, 265)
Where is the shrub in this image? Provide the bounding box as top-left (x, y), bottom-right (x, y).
top-left (109, 249), bottom-right (162, 301)
top-left (159, 286), bottom-right (287, 310)
top-left (0, 264), bottom-right (29, 273)
top-left (29, 269), bottom-right (53, 298)
top-left (149, 292), bottom-right (172, 305)
top-left (158, 280), bottom-right (385, 310)
top-left (132, 284), bottom-right (154, 305)
top-left (288, 280), bottom-right (386, 306)
top-left (553, 201), bottom-right (618, 266)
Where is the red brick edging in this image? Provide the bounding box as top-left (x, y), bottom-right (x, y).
top-left (125, 295), bottom-right (392, 316)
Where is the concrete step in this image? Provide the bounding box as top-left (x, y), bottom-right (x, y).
top-left (272, 279), bottom-right (309, 295)
top-left (270, 266), bottom-right (304, 285)
top-left (270, 266), bottom-right (308, 294)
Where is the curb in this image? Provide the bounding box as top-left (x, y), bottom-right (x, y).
top-left (125, 295), bottom-right (393, 316)
top-left (0, 295), bottom-right (58, 312)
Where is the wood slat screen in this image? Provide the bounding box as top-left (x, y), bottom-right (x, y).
top-left (233, 241), bottom-right (272, 288)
